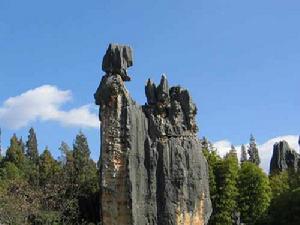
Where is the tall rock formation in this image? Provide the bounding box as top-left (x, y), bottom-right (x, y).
top-left (270, 140), bottom-right (300, 174)
top-left (94, 44), bottom-right (212, 225)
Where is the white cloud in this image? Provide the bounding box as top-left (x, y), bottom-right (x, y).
top-left (213, 135), bottom-right (299, 173)
top-left (0, 85), bottom-right (99, 129)
top-left (214, 140), bottom-right (233, 156)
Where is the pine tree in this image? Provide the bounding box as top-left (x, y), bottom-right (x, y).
top-left (238, 162), bottom-right (271, 225)
top-left (59, 141), bottom-right (74, 186)
top-left (59, 132), bottom-right (99, 224)
top-left (202, 142), bottom-right (220, 209)
top-left (19, 137), bottom-right (25, 154)
top-left (248, 134), bottom-right (260, 166)
top-left (26, 128), bottom-right (39, 164)
top-left (73, 131), bottom-right (98, 194)
top-left (5, 134), bottom-right (25, 168)
top-left (23, 128), bottom-right (40, 186)
top-left (240, 144), bottom-right (248, 163)
top-left (229, 144), bottom-right (238, 158)
top-left (73, 131), bottom-right (91, 174)
top-left (39, 147), bottom-right (59, 186)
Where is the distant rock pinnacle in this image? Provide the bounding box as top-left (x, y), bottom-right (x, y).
top-left (270, 140), bottom-right (300, 174)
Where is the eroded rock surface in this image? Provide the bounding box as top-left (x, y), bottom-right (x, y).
top-left (270, 140), bottom-right (300, 174)
top-left (102, 44), bottom-right (133, 81)
top-left (95, 44), bottom-right (212, 225)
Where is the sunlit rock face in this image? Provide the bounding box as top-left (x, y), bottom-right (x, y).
top-left (94, 44), bottom-right (212, 225)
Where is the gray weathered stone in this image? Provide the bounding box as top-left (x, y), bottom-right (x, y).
top-left (102, 43), bottom-right (133, 81)
top-left (156, 74), bottom-right (169, 103)
top-left (145, 79), bottom-right (157, 105)
top-left (270, 140), bottom-right (300, 174)
top-left (95, 44), bottom-right (212, 225)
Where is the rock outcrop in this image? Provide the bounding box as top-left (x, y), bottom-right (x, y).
top-left (102, 44), bottom-right (133, 81)
top-left (94, 44), bottom-right (212, 225)
top-left (270, 140), bottom-right (300, 174)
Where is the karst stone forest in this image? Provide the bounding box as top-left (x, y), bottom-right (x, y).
top-left (0, 44), bottom-right (299, 225)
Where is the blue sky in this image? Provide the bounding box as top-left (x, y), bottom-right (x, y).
top-left (0, 0), bottom-right (299, 170)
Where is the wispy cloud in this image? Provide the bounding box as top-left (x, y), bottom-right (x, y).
top-left (0, 85), bottom-right (99, 129)
top-left (213, 135), bottom-right (299, 173)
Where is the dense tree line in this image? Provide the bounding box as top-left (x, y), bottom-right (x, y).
top-left (0, 128), bottom-right (100, 225)
top-left (202, 135), bottom-right (300, 225)
top-left (0, 129), bottom-right (299, 225)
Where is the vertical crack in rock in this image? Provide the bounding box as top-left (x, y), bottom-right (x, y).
top-left (95, 44), bottom-right (212, 225)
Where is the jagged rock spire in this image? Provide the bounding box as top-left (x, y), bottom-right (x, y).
top-left (95, 44), bottom-right (212, 225)
top-left (102, 43), bottom-right (133, 81)
top-left (156, 74), bottom-right (169, 103)
top-left (145, 78), bottom-right (157, 105)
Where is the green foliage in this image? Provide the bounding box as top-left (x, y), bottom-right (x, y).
top-left (238, 162), bottom-right (271, 225)
top-left (5, 134), bottom-right (25, 168)
top-left (24, 159), bottom-right (40, 186)
top-left (267, 188), bottom-right (300, 225)
top-left (240, 144), bottom-right (247, 163)
top-left (209, 150), bottom-right (239, 225)
top-left (2, 130), bottom-right (299, 225)
top-left (26, 127), bottom-right (39, 164)
top-left (31, 210), bottom-right (61, 225)
top-left (60, 132), bottom-right (100, 223)
top-left (287, 169), bottom-right (300, 190)
top-left (248, 134), bottom-right (260, 166)
top-left (202, 141), bottom-right (221, 203)
top-left (0, 129), bottom-right (100, 225)
top-left (0, 179), bottom-right (41, 225)
top-left (73, 131), bottom-right (98, 195)
top-left (203, 140), bottom-right (241, 225)
top-left (39, 147), bottom-right (60, 186)
top-left (260, 170), bottom-right (300, 225)
top-left (0, 161), bottom-right (23, 180)
top-left (269, 171), bottom-right (290, 198)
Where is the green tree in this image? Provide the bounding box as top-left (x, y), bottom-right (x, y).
top-left (72, 132), bottom-right (99, 223)
top-left (0, 132), bottom-right (102, 225)
top-left (260, 170), bottom-right (300, 225)
top-left (26, 128), bottom-right (39, 163)
top-left (5, 134), bottom-right (25, 168)
top-left (240, 144), bottom-right (247, 163)
top-left (269, 171), bottom-right (290, 199)
top-left (209, 150), bottom-right (239, 225)
top-left (267, 187), bottom-right (300, 225)
top-left (58, 133), bottom-right (99, 224)
top-left (287, 169), bottom-right (300, 190)
top-left (238, 162), bottom-right (271, 225)
top-left (0, 161), bottom-right (23, 180)
top-left (228, 145), bottom-right (238, 159)
top-left (73, 131), bottom-right (98, 194)
top-left (248, 134), bottom-right (260, 166)
top-left (23, 128), bottom-right (40, 186)
top-left (202, 140), bottom-right (220, 207)
top-left (39, 147), bottom-right (60, 187)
